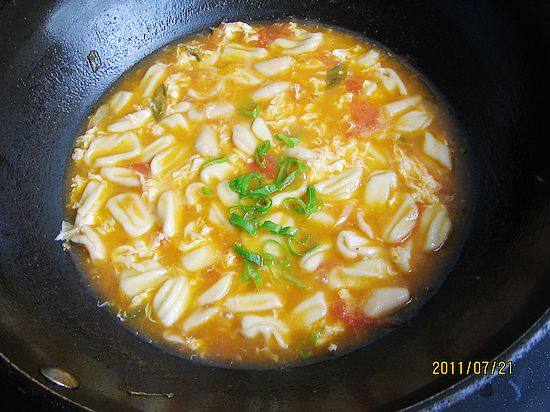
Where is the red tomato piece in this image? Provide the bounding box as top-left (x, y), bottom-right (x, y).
top-left (257, 23), bottom-right (293, 48)
top-left (249, 154), bottom-right (277, 180)
top-left (130, 162), bottom-right (151, 178)
top-left (351, 97), bottom-right (380, 130)
top-left (345, 75), bottom-right (363, 94)
top-left (317, 51), bottom-right (339, 67)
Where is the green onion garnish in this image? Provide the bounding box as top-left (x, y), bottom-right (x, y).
top-left (229, 214), bottom-right (259, 236)
top-left (229, 173), bottom-right (264, 197)
top-left (287, 235), bottom-right (319, 256)
top-left (255, 141), bottom-right (271, 169)
top-left (326, 62), bottom-right (347, 89)
top-left (274, 133), bottom-right (301, 148)
top-left (201, 186), bottom-right (213, 196)
top-left (241, 261), bottom-right (261, 289)
top-left (283, 186), bottom-right (321, 217)
top-left (200, 155), bottom-right (228, 171)
top-left (239, 99), bottom-right (261, 119)
top-left (261, 220), bottom-right (298, 236)
top-left (233, 243), bottom-right (264, 266)
top-left (151, 84), bottom-right (167, 120)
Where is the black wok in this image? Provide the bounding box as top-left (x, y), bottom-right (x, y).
top-left (1, 0), bottom-right (549, 410)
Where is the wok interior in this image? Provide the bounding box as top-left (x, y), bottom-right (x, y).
top-left (0, 1), bottom-right (548, 409)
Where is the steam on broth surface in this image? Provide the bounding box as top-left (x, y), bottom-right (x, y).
top-left (58, 21), bottom-right (466, 365)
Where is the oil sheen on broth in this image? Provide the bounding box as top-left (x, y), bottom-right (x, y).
top-left (58, 21), bottom-right (465, 365)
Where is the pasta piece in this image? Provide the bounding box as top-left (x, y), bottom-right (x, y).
top-left (251, 117), bottom-right (273, 142)
top-left (208, 202), bottom-right (233, 231)
top-left (356, 211), bottom-right (375, 238)
top-left (195, 125), bottom-right (219, 157)
top-left (71, 225), bottom-right (106, 260)
top-left (336, 230), bottom-right (383, 259)
top-left (221, 43), bottom-right (268, 61)
top-left (84, 132), bottom-right (142, 167)
top-left (364, 170), bottom-right (398, 207)
top-left (374, 67), bottom-right (407, 95)
top-left (230, 68), bottom-right (262, 85)
top-left (225, 292), bottom-right (283, 312)
top-left (417, 204), bottom-right (452, 251)
top-left (241, 315), bottom-right (288, 349)
top-left (200, 162), bottom-right (234, 184)
top-left (253, 56), bottom-right (295, 76)
top-left (184, 182), bottom-right (206, 206)
top-left (197, 273), bottom-right (234, 306)
top-left (140, 134), bottom-right (176, 163)
top-left (383, 96), bottom-right (422, 117)
top-left (328, 257), bottom-right (396, 288)
top-left (272, 181), bottom-right (306, 207)
top-left (109, 91), bottom-right (133, 115)
top-left (150, 145), bottom-right (189, 176)
top-left (232, 123), bottom-right (258, 155)
top-left (315, 167), bottom-right (363, 200)
top-left (89, 104), bottom-right (109, 127)
top-left (160, 113), bottom-right (189, 131)
top-left (292, 292), bottom-right (327, 326)
top-left (273, 33), bottom-right (323, 55)
top-left (100, 167), bottom-right (140, 187)
top-left (392, 241), bottom-right (412, 272)
top-left (157, 190), bottom-right (184, 238)
top-left (167, 101), bottom-right (192, 114)
top-left (216, 180), bottom-right (239, 207)
top-left (182, 307), bottom-right (219, 332)
top-left (107, 109), bottom-right (152, 133)
top-left (363, 287), bottom-right (410, 318)
top-left (423, 132), bottom-right (452, 169)
top-left (395, 110), bottom-right (432, 134)
top-left (266, 212), bottom-right (295, 227)
top-left (181, 244), bottom-right (216, 271)
top-left (153, 276), bottom-right (191, 327)
top-left (120, 260), bottom-right (168, 297)
top-left (74, 179), bottom-right (107, 227)
top-left (300, 244), bottom-right (330, 272)
top-left (251, 81), bottom-right (291, 102)
top-left (106, 193), bottom-right (154, 238)
top-left (204, 102), bottom-right (235, 119)
top-left (310, 211), bottom-right (335, 227)
top-left (356, 50), bottom-right (379, 67)
top-left (139, 63), bottom-right (168, 98)
top-left (382, 193), bottom-right (419, 243)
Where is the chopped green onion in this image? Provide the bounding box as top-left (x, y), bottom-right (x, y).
top-left (308, 329), bottom-right (324, 345)
top-left (234, 243), bottom-right (264, 266)
top-left (241, 261), bottom-right (261, 289)
top-left (326, 63), bottom-right (347, 88)
top-left (298, 350), bottom-right (312, 360)
top-left (151, 84), bottom-right (168, 120)
top-left (200, 156), bottom-right (228, 171)
top-left (274, 133), bottom-right (301, 148)
top-left (201, 186), bottom-right (213, 196)
top-left (229, 173), bottom-right (264, 197)
top-left (262, 239), bottom-right (288, 260)
top-left (287, 235), bottom-right (319, 256)
top-left (255, 141), bottom-right (271, 169)
top-left (284, 186), bottom-right (321, 217)
top-left (261, 220), bottom-right (298, 236)
top-left (229, 214), bottom-right (258, 236)
top-left (239, 99), bottom-right (261, 119)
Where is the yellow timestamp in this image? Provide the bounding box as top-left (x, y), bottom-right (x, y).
top-left (432, 360), bottom-right (513, 376)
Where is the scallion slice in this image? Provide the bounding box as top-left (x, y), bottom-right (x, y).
top-left (274, 133), bottom-right (301, 148)
top-left (233, 243), bottom-right (264, 266)
top-left (200, 155), bottom-right (228, 171)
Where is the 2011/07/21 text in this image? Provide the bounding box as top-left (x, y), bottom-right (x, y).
top-left (432, 360), bottom-right (513, 376)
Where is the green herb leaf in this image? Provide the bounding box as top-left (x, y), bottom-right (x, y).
top-left (326, 63), bottom-right (347, 89)
top-left (261, 220), bottom-right (298, 236)
top-left (234, 243), bottom-right (264, 266)
top-left (239, 99), bottom-right (261, 119)
top-left (287, 235), bottom-right (319, 256)
top-left (241, 261), bottom-right (261, 289)
top-left (151, 84), bottom-right (168, 120)
top-left (255, 141), bottom-right (271, 169)
top-left (200, 156), bottom-right (228, 171)
top-left (201, 186), bottom-right (213, 196)
top-left (229, 214), bottom-right (259, 236)
top-left (274, 133), bottom-right (301, 148)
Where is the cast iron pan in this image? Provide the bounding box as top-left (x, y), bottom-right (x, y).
top-left (1, 0), bottom-right (549, 410)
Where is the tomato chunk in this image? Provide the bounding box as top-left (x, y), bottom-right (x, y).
top-left (345, 75), bottom-right (364, 94)
top-left (351, 96), bottom-right (380, 130)
top-left (257, 23), bottom-right (293, 48)
top-left (330, 300), bottom-right (378, 331)
top-left (249, 154), bottom-right (277, 180)
top-left (316, 51), bottom-right (339, 67)
top-left (130, 162), bottom-right (151, 178)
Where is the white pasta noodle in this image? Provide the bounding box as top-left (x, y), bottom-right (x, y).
top-left (181, 244), bottom-right (216, 271)
top-left (418, 204), bottom-right (452, 252)
top-left (251, 117), bottom-right (273, 142)
top-left (395, 110), bottom-right (432, 134)
top-left (182, 307), bottom-right (219, 332)
top-left (157, 190), bottom-right (184, 238)
top-left (309, 210), bottom-right (335, 227)
top-left (204, 102), bottom-right (235, 119)
top-left (74, 179), bottom-right (107, 227)
top-left (363, 287), bottom-right (410, 318)
top-left (382, 193), bottom-right (419, 243)
top-left (84, 132), bottom-right (142, 168)
top-left (106, 193), bottom-right (154, 238)
top-left (383, 96), bottom-right (422, 117)
top-left (230, 68), bottom-right (262, 85)
top-left (392, 241), bottom-right (413, 272)
top-left (232, 123), bottom-right (259, 155)
top-left (251, 81), bottom-right (291, 102)
top-left (153, 276), bottom-right (191, 327)
top-left (89, 104), bottom-right (109, 127)
top-left (300, 244), bottom-right (330, 272)
top-left (364, 170), bottom-right (398, 207)
top-left (195, 125), bottom-right (219, 157)
top-left (120, 260), bottom-right (168, 297)
top-left (71, 225), bottom-right (106, 260)
top-left (221, 43), bottom-right (268, 61)
top-left (356, 50), bottom-right (379, 67)
top-left (200, 162), bottom-right (234, 184)
top-left (362, 80), bottom-right (378, 97)
top-left (271, 181), bottom-right (306, 207)
top-left (273, 33), bottom-right (323, 55)
top-left (107, 108), bottom-right (153, 133)
top-left (140, 134), bottom-right (176, 163)
top-left (160, 113), bottom-right (189, 131)
top-left (167, 101), bottom-right (192, 114)
top-left (216, 180), bottom-right (239, 207)
top-left (139, 63), bottom-right (169, 98)
top-left (197, 273), bottom-right (234, 306)
top-left (241, 315), bottom-right (288, 348)
top-left (328, 257), bottom-right (396, 288)
top-left (423, 132), bottom-right (452, 169)
top-left (314, 167), bottom-right (363, 200)
top-left (109, 91), bottom-right (133, 115)
top-left (374, 67), bottom-right (407, 95)
top-left (356, 211), bottom-right (375, 239)
top-left (150, 145), bottom-right (189, 176)
top-left (266, 212), bottom-right (295, 227)
top-left (253, 56), bottom-right (295, 76)
top-left (292, 292), bottom-right (328, 326)
top-left (336, 230), bottom-right (383, 259)
top-left (100, 167), bottom-right (140, 187)
top-left (225, 292), bottom-right (283, 312)
top-left (184, 182), bottom-right (207, 206)
top-left (208, 202), bottom-right (233, 231)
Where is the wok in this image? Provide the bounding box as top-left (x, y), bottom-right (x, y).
top-left (1, 0), bottom-right (549, 410)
